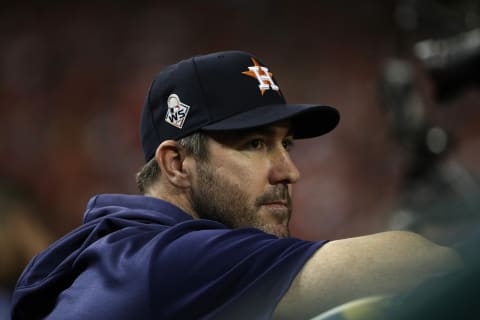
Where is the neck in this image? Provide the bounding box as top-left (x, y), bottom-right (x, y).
top-left (146, 185), bottom-right (199, 219)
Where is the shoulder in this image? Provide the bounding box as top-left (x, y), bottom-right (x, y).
top-left (150, 225), bottom-right (325, 267)
top-left (143, 225), bottom-right (327, 318)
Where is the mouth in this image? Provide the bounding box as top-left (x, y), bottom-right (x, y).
top-left (260, 201), bottom-right (290, 221)
top-left (261, 201), bottom-right (288, 209)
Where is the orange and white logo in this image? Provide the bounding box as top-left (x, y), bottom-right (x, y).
top-left (165, 94), bottom-right (190, 129)
top-left (242, 57), bottom-right (280, 95)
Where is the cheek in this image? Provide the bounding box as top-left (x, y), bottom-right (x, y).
top-left (226, 161), bottom-right (267, 180)
top-left (216, 159), bottom-right (268, 193)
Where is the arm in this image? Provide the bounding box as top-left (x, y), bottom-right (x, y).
top-left (273, 230), bottom-right (463, 319)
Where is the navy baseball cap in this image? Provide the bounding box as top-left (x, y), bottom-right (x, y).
top-left (140, 50), bottom-right (340, 162)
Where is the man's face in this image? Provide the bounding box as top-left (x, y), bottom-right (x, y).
top-left (189, 121), bottom-right (300, 238)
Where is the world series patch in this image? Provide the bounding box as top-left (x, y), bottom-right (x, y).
top-left (165, 94), bottom-right (190, 129)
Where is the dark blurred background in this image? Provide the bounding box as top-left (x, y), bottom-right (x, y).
top-left (1, 0), bottom-right (480, 316)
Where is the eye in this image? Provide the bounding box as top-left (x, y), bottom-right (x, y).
top-left (247, 138), bottom-right (265, 150)
top-left (282, 138), bottom-right (294, 151)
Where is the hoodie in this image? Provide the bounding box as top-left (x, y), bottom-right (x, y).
top-left (11, 194), bottom-right (325, 319)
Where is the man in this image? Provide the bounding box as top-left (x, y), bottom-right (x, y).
top-left (11, 51), bottom-right (461, 319)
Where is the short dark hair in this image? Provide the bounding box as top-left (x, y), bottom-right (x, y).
top-left (136, 131), bottom-right (209, 193)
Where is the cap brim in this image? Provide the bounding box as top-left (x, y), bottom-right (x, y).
top-left (201, 104), bottom-right (340, 139)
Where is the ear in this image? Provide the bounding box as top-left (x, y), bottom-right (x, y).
top-left (155, 140), bottom-right (191, 188)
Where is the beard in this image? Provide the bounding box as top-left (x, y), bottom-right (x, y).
top-left (189, 161), bottom-right (292, 238)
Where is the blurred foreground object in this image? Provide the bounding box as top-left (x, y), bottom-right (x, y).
top-left (311, 295), bottom-right (394, 320)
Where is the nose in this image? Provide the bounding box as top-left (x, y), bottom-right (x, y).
top-left (268, 147), bottom-right (301, 185)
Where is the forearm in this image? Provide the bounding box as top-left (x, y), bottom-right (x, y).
top-left (274, 230), bottom-right (463, 319)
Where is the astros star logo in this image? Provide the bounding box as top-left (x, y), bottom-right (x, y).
top-left (242, 57), bottom-right (280, 95)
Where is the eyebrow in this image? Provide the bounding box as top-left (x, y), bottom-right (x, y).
top-left (235, 124), bottom-right (294, 138)
top-left (205, 124), bottom-right (294, 146)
